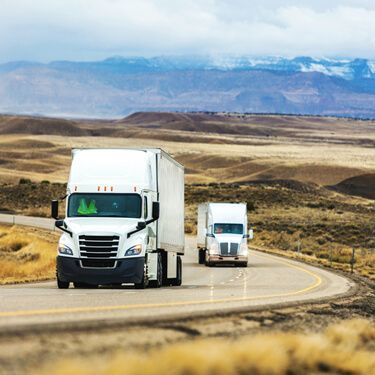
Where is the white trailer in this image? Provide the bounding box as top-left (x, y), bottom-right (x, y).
top-left (197, 202), bottom-right (252, 267)
top-left (52, 148), bottom-right (184, 289)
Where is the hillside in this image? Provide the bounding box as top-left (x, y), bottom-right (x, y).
top-left (0, 116), bottom-right (89, 136)
top-left (0, 112), bottom-right (375, 191)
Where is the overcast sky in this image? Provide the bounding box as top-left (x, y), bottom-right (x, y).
top-left (1, 0), bottom-right (375, 62)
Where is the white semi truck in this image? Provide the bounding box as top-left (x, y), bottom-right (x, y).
top-left (197, 203), bottom-right (252, 267)
top-left (51, 148), bottom-right (184, 289)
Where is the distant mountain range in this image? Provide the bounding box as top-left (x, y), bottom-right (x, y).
top-left (1, 55), bottom-right (375, 118)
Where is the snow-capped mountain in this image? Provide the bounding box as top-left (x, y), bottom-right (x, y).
top-left (1, 55), bottom-right (375, 118)
top-left (32, 55), bottom-right (375, 80)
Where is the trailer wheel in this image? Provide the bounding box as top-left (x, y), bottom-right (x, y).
top-left (57, 277), bottom-right (69, 289)
top-left (149, 253), bottom-right (163, 288)
top-left (198, 249), bottom-right (205, 264)
top-left (170, 256), bottom-right (182, 286)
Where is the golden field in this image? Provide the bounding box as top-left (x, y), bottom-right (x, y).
top-left (0, 224), bottom-right (57, 284)
top-left (37, 319), bottom-right (375, 375)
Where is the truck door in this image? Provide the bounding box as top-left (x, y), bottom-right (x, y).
top-left (142, 191), bottom-right (157, 251)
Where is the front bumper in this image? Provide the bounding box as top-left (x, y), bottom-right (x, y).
top-left (207, 255), bottom-right (248, 264)
top-left (56, 256), bottom-right (144, 285)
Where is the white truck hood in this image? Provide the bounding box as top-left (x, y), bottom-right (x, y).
top-left (214, 234), bottom-right (243, 244)
top-left (65, 218), bottom-right (139, 236)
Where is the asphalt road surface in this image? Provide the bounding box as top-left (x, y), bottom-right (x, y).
top-left (0, 236), bottom-right (353, 331)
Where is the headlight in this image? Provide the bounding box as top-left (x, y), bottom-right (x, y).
top-left (209, 242), bottom-right (219, 254)
top-left (240, 242), bottom-right (248, 255)
top-left (58, 244), bottom-right (73, 255)
top-left (125, 244), bottom-right (142, 256)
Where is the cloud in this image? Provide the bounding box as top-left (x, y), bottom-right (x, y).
top-left (1, 0), bottom-right (375, 62)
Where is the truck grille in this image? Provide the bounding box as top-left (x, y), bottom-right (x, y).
top-left (79, 235), bottom-right (119, 261)
top-left (80, 259), bottom-right (117, 268)
top-left (220, 242), bottom-right (239, 256)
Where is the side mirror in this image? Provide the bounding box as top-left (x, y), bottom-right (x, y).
top-left (137, 221), bottom-right (147, 230)
top-left (152, 202), bottom-right (160, 220)
top-left (55, 219), bottom-right (64, 228)
top-left (51, 200), bottom-right (59, 219)
top-left (248, 229), bottom-right (254, 240)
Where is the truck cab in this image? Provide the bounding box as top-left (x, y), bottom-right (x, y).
top-left (197, 203), bottom-right (252, 267)
top-left (52, 148), bottom-right (184, 289)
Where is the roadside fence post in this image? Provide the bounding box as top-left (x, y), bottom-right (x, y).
top-left (350, 248), bottom-right (356, 274)
top-left (297, 239), bottom-right (301, 256)
top-left (329, 247), bottom-right (332, 267)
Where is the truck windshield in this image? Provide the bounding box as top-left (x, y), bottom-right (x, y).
top-left (68, 193), bottom-right (141, 218)
top-left (214, 223), bottom-right (243, 235)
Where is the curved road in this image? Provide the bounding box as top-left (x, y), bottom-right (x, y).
top-left (0, 234), bottom-right (353, 330)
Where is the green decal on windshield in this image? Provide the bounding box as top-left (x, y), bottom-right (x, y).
top-left (77, 199), bottom-right (97, 215)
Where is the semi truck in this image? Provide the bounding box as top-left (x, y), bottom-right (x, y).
top-left (51, 148), bottom-right (184, 289)
top-left (197, 203), bottom-right (252, 267)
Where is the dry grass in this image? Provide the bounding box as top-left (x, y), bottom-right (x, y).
top-left (0, 225), bottom-right (57, 284)
top-left (36, 319), bottom-right (375, 375)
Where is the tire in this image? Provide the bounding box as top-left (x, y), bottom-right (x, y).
top-left (149, 253), bottom-right (163, 288)
top-left (57, 277), bottom-right (69, 289)
top-left (198, 249), bottom-right (206, 264)
top-left (238, 262), bottom-right (248, 268)
top-left (135, 259), bottom-right (149, 289)
top-left (170, 256), bottom-right (182, 286)
top-left (204, 252), bottom-right (214, 267)
top-left (73, 282), bottom-right (98, 289)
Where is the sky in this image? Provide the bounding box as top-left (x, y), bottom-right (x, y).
top-left (1, 0), bottom-right (375, 62)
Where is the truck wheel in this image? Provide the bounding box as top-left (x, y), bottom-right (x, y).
top-left (149, 253), bottom-right (163, 288)
top-left (198, 249), bottom-right (205, 264)
top-left (135, 261), bottom-right (149, 289)
top-left (57, 277), bottom-right (69, 289)
top-left (204, 252), bottom-right (214, 267)
top-left (170, 256), bottom-right (182, 286)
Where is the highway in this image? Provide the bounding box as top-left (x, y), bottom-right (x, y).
top-left (0, 227), bottom-right (353, 330)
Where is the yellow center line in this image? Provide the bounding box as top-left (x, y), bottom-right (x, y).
top-left (0, 252), bottom-right (322, 318)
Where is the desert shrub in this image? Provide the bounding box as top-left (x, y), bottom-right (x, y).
top-left (17, 252), bottom-right (40, 262)
top-left (317, 237), bottom-right (327, 245)
top-left (247, 201), bottom-right (256, 211)
top-left (0, 239), bottom-right (28, 252)
top-left (19, 178), bottom-right (32, 185)
top-left (184, 222), bottom-right (195, 234)
top-left (302, 248), bottom-right (314, 256)
top-left (274, 233), bottom-right (291, 251)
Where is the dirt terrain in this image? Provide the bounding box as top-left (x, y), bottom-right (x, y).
top-left (1, 112), bottom-right (375, 374)
top-left (1, 112), bottom-right (375, 188)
